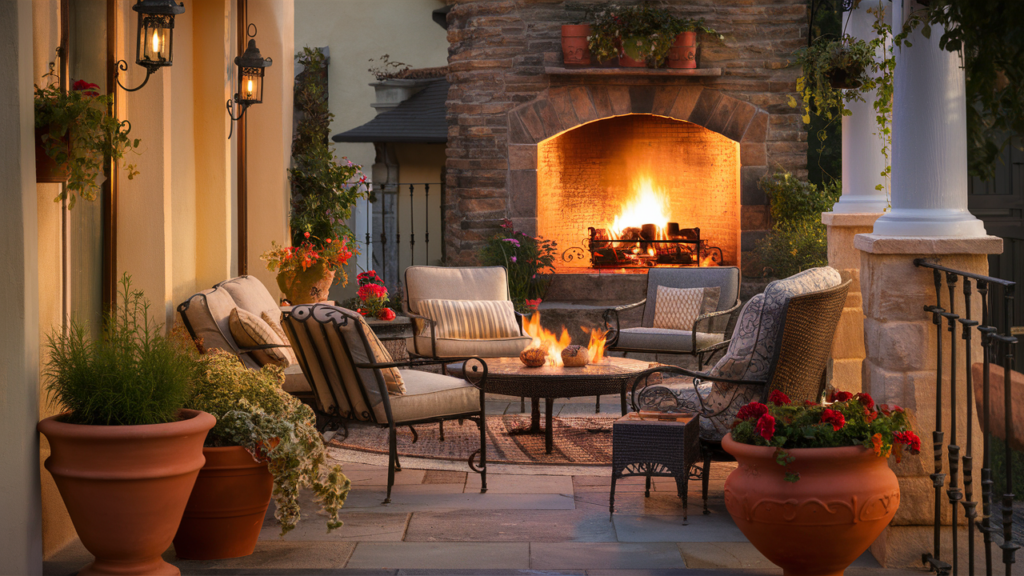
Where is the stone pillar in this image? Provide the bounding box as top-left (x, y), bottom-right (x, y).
top-left (822, 213), bottom-right (881, 393)
top-left (870, 0), bottom-right (985, 237)
top-left (833, 3), bottom-right (889, 214)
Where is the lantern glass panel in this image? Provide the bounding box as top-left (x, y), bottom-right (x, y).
top-left (138, 14), bottom-right (173, 67)
top-left (239, 68), bottom-right (264, 105)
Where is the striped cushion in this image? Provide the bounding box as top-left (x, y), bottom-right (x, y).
top-left (417, 299), bottom-right (520, 339)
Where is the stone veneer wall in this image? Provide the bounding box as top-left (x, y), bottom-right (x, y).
top-left (444, 0), bottom-right (808, 268)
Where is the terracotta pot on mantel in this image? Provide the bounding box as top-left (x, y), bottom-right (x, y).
top-left (173, 445), bottom-right (274, 560)
top-left (561, 24), bottom-right (592, 67)
top-left (277, 262), bottom-right (336, 305)
top-left (38, 410), bottom-right (215, 576)
top-left (667, 31), bottom-right (698, 69)
top-left (722, 434), bottom-right (900, 576)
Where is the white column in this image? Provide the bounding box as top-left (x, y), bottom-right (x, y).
top-left (871, 0), bottom-right (986, 237)
top-left (833, 3), bottom-right (889, 214)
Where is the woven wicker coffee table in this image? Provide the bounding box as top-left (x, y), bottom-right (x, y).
top-left (449, 356), bottom-right (651, 454)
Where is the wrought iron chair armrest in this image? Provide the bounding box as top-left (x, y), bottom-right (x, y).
top-left (401, 309), bottom-right (437, 358)
top-left (356, 357), bottom-right (490, 391)
top-left (602, 299), bottom-right (647, 337)
top-left (691, 300), bottom-right (742, 335)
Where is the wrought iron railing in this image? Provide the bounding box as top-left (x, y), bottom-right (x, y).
top-left (916, 259), bottom-right (1018, 575)
top-left (364, 182), bottom-right (444, 289)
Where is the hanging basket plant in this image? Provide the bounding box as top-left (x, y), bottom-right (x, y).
top-left (34, 73), bottom-right (140, 208)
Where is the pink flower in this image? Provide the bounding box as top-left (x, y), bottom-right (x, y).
top-left (511, 256), bottom-right (517, 263)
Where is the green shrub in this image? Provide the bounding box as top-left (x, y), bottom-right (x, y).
top-left (751, 171), bottom-right (841, 278)
top-left (44, 274), bottom-right (193, 426)
top-left (477, 219), bottom-right (557, 314)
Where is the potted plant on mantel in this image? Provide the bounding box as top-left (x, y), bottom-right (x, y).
top-left (586, 6), bottom-right (720, 69)
top-left (560, 22), bottom-right (592, 66)
top-left (722, 391), bottom-right (921, 576)
top-left (34, 72), bottom-right (140, 208)
top-left (173, 348), bottom-right (350, 560)
top-left (668, 18), bottom-right (722, 69)
top-left (38, 274), bottom-right (214, 576)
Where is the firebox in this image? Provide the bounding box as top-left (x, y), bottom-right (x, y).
top-left (537, 114), bottom-right (741, 273)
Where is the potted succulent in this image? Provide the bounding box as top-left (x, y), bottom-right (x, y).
top-left (589, 4), bottom-right (677, 68)
top-left (38, 274), bottom-right (214, 576)
top-left (723, 391), bottom-right (921, 576)
top-left (561, 22), bottom-right (593, 66)
top-left (262, 232), bottom-right (354, 304)
top-left (173, 349), bottom-right (351, 559)
top-left (668, 18), bottom-right (721, 69)
top-left (356, 270), bottom-right (396, 321)
top-left (34, 73), bottom-right (140, 208)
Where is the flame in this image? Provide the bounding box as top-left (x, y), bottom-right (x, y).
top-left (246, 78), bottom-right (254, 98)
top-left (152, 29), bottom-right (160, 54)
top-left (609, 175), bottom-right (672, 239)
top-left (700, 253), bottom-right (718, 267)
top-left (523, 312), bottom-right (608, 367)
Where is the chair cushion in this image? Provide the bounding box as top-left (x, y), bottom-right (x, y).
top-left (178, 287), bottom-right (258, 367)
top-left (614, 327), bottom-right (725, 353)
top-left (376, 369), bottom-right (481, 423)
top-left (229, 308), bottom-right (292, 368)
top-left (642, 267), bottom-right (740, 326)
top-left (406, 335), bottom-right (533, 358)
top-left (261, 310), bottom-right (298, 365)
top-left (652, 286), bottom-right (720, 331)
top-left (282, 364), bottom-right (311, 394)
top-left (417, 299), bottom-right (521, 339)
top-left (217, 275), bottom-right (281, 320)
top-left (352, 314), bottom-right (406, 395)
top-left (404, 266), bottom-right (510, 316)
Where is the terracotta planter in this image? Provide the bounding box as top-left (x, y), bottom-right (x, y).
top-left (276, 263), bottom-right (336, 304)
top-left (722, 434), bottom-right (900, 576)
top-left (173, 446), bottom-right (274, 560)
top-left (617, 52), bottom-right (648, 68)
top-left (35, 126), bottom-right (69, 183)
top-left (667, 32), bottom-right (698, 69)
top-left (38, 410), bottom-right (215, 576)
top-left (561, 24), bottom-right (592, 67)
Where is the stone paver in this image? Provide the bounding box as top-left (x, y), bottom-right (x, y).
top-left (345, 542), bottom-right (531, 570)
top-left (342, 490), bottom-right (576, 512)
top-left (260, 511), bottom-right (410, 542)
top-left (530, 542), bottom-right (686, 570)
top-left (466, 473), bottom-right (574, 494)
top-left (614, 514), bottom-right (747, 543)
top-left (404, 509), bottom-right (617, 543)
top-left (422, 469), bottom-right (467, 484)
top-left (170, 541), bottom-right (356, 570)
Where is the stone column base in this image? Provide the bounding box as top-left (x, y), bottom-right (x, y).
top-left (856, 233), bottom-right (1003, 567)
top-left (872, 525), bottom-right (988, 569)
top-left (823, 212), bottom-right (882, 393)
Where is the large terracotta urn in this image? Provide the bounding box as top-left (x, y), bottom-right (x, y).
top-left (276, 262), bottom-right (335, 304)
top-left (173, 446), bottom-right (274, 560)
top-left (722, 434), bottom-right (900, 576)
top-left (38, 410), bottom-right (215, 576)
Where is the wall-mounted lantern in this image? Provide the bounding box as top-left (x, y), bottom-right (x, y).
top-left (227, 24), bottom-right (273, 139)
top-left (115, 0), bottom-right (185, 92)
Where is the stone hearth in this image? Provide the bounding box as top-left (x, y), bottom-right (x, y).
top-left (443, 0), bottom-right (809, 275)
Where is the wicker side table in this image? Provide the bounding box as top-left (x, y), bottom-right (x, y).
top-left (610, 413), bottom-right (700, 523)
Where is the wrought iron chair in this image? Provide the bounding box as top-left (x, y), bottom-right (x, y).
top-left (603, 267), bottom-right (744, 370)
top-left (628, 268), bottom-right (852, 514)
top-left (281, 304), bottom-right (489, 503)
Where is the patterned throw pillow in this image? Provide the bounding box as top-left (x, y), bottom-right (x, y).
top-left (260, 310), bottom-right (298, 365)
top-left (229, 308), bottom-right (292, 368)
top-left (652, 286), bottom-right (720, 331)
top-left (417, 299), bottom-right (521, 339)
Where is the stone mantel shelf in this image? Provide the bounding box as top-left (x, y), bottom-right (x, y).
top-left (544, 66), bottom-right (723, 77)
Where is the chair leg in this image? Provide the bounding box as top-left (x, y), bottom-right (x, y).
top-left (702, 451), bottom-right (712, 516)
top-left (595, 395), bottom-right (601, 413)
top-left (385, 425), bottom-right (397, 504)
top-left (520, 396), bottom-right (526, 413)
top-left (439, 420), bottom-right (445, 442)
top-left (645, 472), bottom-right (651, 498)
top-left (479, 405), bottom-right (488, 493)
top-left (697, 353), bottom-right (705, 371)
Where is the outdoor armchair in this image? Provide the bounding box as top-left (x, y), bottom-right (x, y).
top-left (281, 304), bottom-right (489, 502)
top-left (626, 267), bottom-right (851, 514)
top-left (402, 265), bottom-right (532, 359)
top-left (603, 267), bottom-right (743, 369)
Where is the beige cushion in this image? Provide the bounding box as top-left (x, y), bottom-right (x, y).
top-left (417, 299), bottom-right (520, 339)
top-left (218, 275), bottom-right (280, 319)
top-left (352, 314), bottom-right (406, 395)
top-left (652, 286), bottom-right (720, 331)
top-left (178, 287), bottom-right (260, 368)
top-left (229, 308), bottom-right (292, 367)
top-left (375, 368), bottom-right (480, 423)
top-left (614, 327), bottom-right (725, 353)
top-left (261, 310), bottom-right (298, 365)
top-left (282, 364), bottom-right (311, 393)
top-left (404, 266), bottom-right (510, 316)
top-left (406, 335), bottom-right (532, 358)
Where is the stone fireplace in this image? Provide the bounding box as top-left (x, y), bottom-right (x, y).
top-left (443, 1), bottom-right (809, 277)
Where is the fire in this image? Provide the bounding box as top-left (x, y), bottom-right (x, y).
top-left (609, 175), bottom-right (672, 240)
top-left (522, 312), bottom-right (607, 367)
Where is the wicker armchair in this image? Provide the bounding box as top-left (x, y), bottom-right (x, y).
top-left (603, 267), bottom-right (743, 370)
top-left (628, 268), bottom-right (851, 514)
top-left (281, 304), bottom-right (489, 503)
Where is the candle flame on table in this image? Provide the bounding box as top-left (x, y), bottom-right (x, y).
top-left (522, 312), bottom-right (608, 367)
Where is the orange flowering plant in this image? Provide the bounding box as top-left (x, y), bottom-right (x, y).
top-left (730, 390), bottom-right (920, 482)
top-left (261, 232), bottom-right (355, 287)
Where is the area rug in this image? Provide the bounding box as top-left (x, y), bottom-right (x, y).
top-left (328, 415), bottom-right (615, 466)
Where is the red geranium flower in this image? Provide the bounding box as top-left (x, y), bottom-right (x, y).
top-left (857, 393), bottom-right (875, 409)
top-left (377, 308), bottom-right (396, 321)
top-left (821, 408), bottom-right (846, 431)
top-left (829, 391), bottom-right (853, 402)
top-left (895, 431), bottom-right (921, 454)
top-left (72, 79), bottom-right (100, 96)
top-left (735, 402), bottom-right (768, 422)
top-left (768, 390), bottom-right (790, 405)
top-left (357, 308), bottom-right (369, 316)
top-left (358, 283), bottom-right (388, 301)
top-left (755, 414), bottom-right (776, 441)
